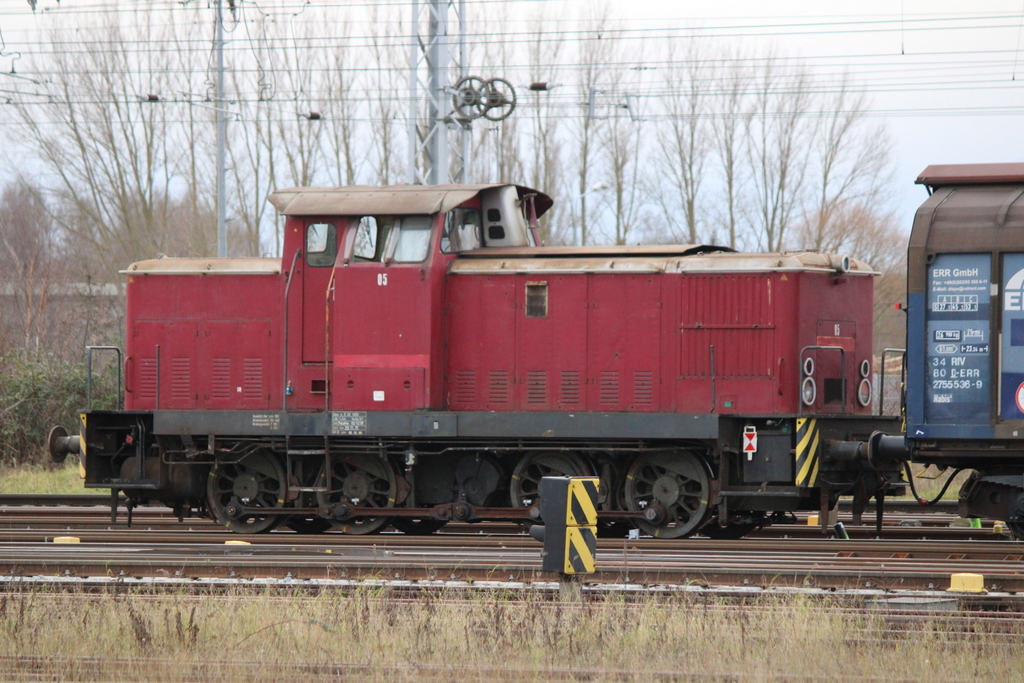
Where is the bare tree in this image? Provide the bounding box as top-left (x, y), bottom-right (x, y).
top-left (9, 10), bottom-right (227, 269)
top-left (524, 7), bottom-right (567, 244)
top-left (710, 51), bottom-right (752, 249)
top-left (0, 181), bottom-right (59, 352)
top-left (567, 5), bottom-right (615, 246)
top-left (321, 21), bottom-right (361, 187)
top-left (367, 5), bottom-right (409, 185)
top-left (744, 56), bottom-right (814, 252)
top-left (803, 76), bottom-right (895, 252)
top-left (601, 90), bottom-right (646, 245)
top-left (655, 42), bottom-right (712, 244)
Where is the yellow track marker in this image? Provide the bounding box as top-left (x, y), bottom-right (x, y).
top-left (947, 573), bottom-right (986, 594)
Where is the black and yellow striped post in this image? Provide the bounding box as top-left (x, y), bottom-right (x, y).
top-left (531, 476), bottom-right (599, 575)
top-left (794, 418), bottom-right (821, 488)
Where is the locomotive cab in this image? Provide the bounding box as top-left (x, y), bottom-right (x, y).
top-left (268, 184), bottom-right (546, 414)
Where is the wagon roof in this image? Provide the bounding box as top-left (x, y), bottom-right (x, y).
top-left (267, 183), bottom-right (553, 217)
top-left (916, 163), bottom-right (1024, 187)
top-left (449, 250), bottom-right (876, 275)
top-left (121, 257), bottom-right (280, 275)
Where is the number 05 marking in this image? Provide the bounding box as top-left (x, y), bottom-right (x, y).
top-left (377, 273), bottom-right (388, 286)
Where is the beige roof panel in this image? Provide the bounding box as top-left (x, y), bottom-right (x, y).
top-left (461, 244), bottom-right (729, 258)
top-left (450, 251), bottom-right (876, 276)
top-left (121, 257), bottom-right (281, 275)
top-left (268, 183), bottom-right (552, 217)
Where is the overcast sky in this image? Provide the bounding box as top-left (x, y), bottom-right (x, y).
top-left (0, 0), bottom-right (1021, 232)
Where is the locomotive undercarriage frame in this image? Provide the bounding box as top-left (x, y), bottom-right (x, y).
top-left (72, 410), bottom-right (904, 537)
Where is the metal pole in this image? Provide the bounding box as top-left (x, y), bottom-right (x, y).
top-left (458, 0), bottom-right (470, 183)
top-left (427, 0), bottom-right (448, 185)
top-left (215, 0), bottom-right (227, 257)
top-left (408, 0), bottom-right (419, 184)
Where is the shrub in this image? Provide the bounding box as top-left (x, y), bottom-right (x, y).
top-left (0, 349), bottom-right (117, 467)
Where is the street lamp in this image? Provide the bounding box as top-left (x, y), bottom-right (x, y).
top-left (575, 181), bottom-right (610, 246)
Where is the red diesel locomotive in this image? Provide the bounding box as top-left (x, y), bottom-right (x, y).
top-left (50, 183), bottom-right (903, 537)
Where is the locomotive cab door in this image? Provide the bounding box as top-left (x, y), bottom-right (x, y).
top-left (327, 213), bottom-right (442, 411)
top-left (300, 220), bottom-right (340, 364)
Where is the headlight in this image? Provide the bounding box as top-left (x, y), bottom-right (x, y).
top-left (803, 357), bottom-right (815, 377)
top-left (859, 359), bottom-right (871, 378)
top-left (801, 377), bottom-right (817, 406)
top-left (857, 378), bottom-right (872, 407)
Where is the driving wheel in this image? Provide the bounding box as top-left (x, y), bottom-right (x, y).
top-left (624, 450), bottom-right (710, 538)
top-left (316, 454), bottom-right (396, 534)
top-left (510, 451), bottom-right (591, 508)
top-left (207, 450), bottom-right (286, 534)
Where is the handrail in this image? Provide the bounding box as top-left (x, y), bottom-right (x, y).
top-left (155, 344), bottom-right (161, 410)
top-left (324, 270), bottom-right (336, 414)
top-left (282, 248), bottom-right (301, 411)
top-left (879, 348), bottom-right (906, 417)
top-left (85, 345), bottom-right (123, 411)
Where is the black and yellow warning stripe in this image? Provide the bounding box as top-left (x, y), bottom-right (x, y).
top-left (564, 525), bottom-right (597, 573)
top-left (795, 418), bottom-right (820, 487)
top-left (566, 478), bottom-right (599, 527)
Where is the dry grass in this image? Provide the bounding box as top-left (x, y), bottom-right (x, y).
top-left (0, 588), bottom-right (1018, 681)
top-left (0, 459), bottom-right (84, 495)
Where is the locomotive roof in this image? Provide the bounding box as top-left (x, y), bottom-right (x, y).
top-left (267, 183), bottom-right (553, 218)
top-left (450, 250), bottom-right (876, 275)
top-left (121, 257), bottom-right (280, 275)
top-left (459, 244), bottom-right (733, 258)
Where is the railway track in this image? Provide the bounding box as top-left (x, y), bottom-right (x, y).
top-left (1, 533), bottom-right (1022, 601)
top-left (2, 495), bottom-right (1019, 606)
top-left (0, 496), bottom-right (1001, 541)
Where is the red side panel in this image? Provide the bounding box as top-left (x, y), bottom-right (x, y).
top-left (124, 273), bottom-right (282, 411)
top-left (442, 266), bottom-right (877, 417)
top-left (587, 275), bottom-right (661, 411)
top-left (446, 273), bottom-right (664, 412)
top-left (446, 276), bottom-right (517, 410)
top-left (797, 273), bottom-right (875, 415)
top-left (516, 275), bottom-right (588, 410)
top-left (130, 321), bottom-right (199, 410)
top-left (201, 321), bottom-right (276, 410)
top-left (677, 273), bottom-right (782, 414)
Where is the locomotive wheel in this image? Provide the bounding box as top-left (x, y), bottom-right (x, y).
top-left (509, 451), bottom-right (592, 507)
top-left (207, 450), bottom-right (286, 534)
top-left (391, 518), bottom-right (448, 535)
top-left (284, 516), bottom-right (332, 534)
top-left (624, 450), bottom-right (710, 538)
top-left (316, 455), bottom-right (396, 535)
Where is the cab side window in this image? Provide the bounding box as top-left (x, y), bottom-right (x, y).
top-left (353, 216), bottom-right (395, 261)
top-left (393, 215), bottom-right (434, 263)
top-left (305, 223), bottom-right (337, 267)
top-left (441, 208), bottom-right (482, 253)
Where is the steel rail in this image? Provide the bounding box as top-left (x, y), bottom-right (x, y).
top-left (0, 536), bottom-right (1021, 595)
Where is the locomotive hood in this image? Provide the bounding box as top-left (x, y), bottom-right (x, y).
top-left (267, 183), bottom-right (553, 218)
